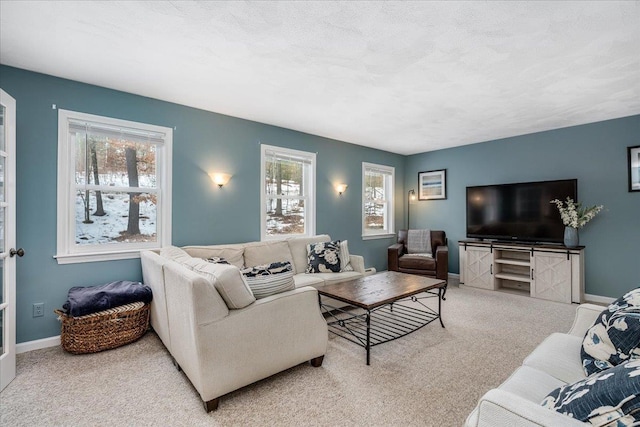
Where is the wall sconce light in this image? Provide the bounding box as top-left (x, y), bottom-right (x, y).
top-left (408, 189), bottom-right (416, 228)
top-left (335, 183), bottom-right (348, 195)
top-left (209, 172), bottom-right (232, 188)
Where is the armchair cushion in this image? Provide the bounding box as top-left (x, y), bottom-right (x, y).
top-left (541, 359), bottom-right (640, 425)
top-left (398, 254), bottom-right (437, 270)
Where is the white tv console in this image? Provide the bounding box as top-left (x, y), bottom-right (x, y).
top-left (458, 240), bottom-right (584, 303)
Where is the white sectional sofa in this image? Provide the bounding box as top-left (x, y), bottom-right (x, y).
top-left (140, 234), bottom-right (366, 411)
top-left (465, 303), bottom-right (604, 427)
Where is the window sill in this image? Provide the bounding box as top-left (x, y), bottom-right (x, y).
top-left (54, 250), bottom-right (143, 265)
top-left (361, 233), bottom-right (396, 241)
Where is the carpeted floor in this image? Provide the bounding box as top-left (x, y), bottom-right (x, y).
top-left (0, 282), bottom-right (579, 427)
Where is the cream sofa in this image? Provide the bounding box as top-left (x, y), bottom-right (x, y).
top-left (465, 303), bottom-right (604, 427)
top-left (140, 234), bottom-right (366, 411)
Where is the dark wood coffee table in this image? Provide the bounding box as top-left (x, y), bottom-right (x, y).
top-left (317, 271), bottom-right (446, 365)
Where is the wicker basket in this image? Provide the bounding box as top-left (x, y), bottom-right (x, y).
top-left (54, 301), bottom-right (150, 354)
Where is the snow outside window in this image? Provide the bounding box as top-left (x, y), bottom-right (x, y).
top-left (56, 110), bottom-right (172, 264)
top-left (260, 144), bottom-right (316, 240)
top-left (362, 162), bottom-right (395, 239)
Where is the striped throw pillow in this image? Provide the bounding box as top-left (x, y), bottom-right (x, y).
top-left (241, 261), bottom-right (295, 299)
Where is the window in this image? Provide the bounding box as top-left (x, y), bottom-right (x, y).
top-left (56, 110), bottom-right (172, 264)
top-left (362, 162), bottom-right (395, 239)
top-left (260, 144), bottom-right (315, 240)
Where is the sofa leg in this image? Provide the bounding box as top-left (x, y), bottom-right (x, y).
top-left (171, 357), bottom-right (182, 372)
top-left (203, 398), bottom-right (219, 412)
top-left (310, 355), bottom-right (324, 367)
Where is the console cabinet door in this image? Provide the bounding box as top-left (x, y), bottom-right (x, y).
top-left (464, 247), bottom-right (494, 290)
top-left (531, 252), bottom-right (571, 303)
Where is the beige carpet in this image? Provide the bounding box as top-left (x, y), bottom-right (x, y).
top-left (0, 283), bottom-right (579, 427)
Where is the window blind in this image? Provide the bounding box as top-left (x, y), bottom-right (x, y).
top-left (68, 119), bottom-right (166, 145)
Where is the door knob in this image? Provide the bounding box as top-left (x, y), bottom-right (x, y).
top-left (9, 248), bottom-right (25, 257)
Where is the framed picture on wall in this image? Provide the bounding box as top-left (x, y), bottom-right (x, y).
top-left (629, 145), bottom-right (640, 192)
top-left (418, 169), bottom-right (447, 200)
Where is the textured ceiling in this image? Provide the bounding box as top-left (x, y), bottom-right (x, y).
top-left (1, 1), bottom-right (639, 155)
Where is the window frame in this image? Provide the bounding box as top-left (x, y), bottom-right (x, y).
top-left (260, 144), bottom-right (316, 241)
top-left (55, 109), bottom-right (172, 264)
top-left (362, 162), bottom-right (395, 240)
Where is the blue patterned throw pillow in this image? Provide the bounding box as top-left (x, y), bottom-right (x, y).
top-left (541, 359), bottom-right (640, 426)
top-left (306, 240), bottom-right (341, 273)
top-left (582, 288), bottom-right (640, 376)
top-left (206, 256), bottom-right (230, 265)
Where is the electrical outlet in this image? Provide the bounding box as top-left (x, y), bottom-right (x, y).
top-left (33, 303), bottom-right (44, 317)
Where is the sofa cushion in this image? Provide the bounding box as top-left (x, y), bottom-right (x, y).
top-left (307, 271), bottom-right (362, 287)
top-left (287, 235), bottom-right (331, 274)
top-left (244, 241), bottom-right (294, 270)
top-left (541, 359), bottom-right (640, 426)
top-left (306, 240), bottom-right (341, 273)
top-left (181, 257), bottom-right (255, 309)
top-left (582, 288), bottom-right (640, 375)
top-left (339, 240), bottom-right (354, 272)
top-left (498, 366), bottom-right (567, 404)
top-left (182, 245), bottom-right (245, 268)
top-left (241, 261), bottom-right (295, 299)
top-left (523, 333), bottom-right (586, 384)
top-left (160, 246), bottom-right (193, 263)
top-left (293, 273), bottom-right (325, 288)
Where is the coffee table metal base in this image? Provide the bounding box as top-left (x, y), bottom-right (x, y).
top-left (320, 288), bottom-right (444, 365)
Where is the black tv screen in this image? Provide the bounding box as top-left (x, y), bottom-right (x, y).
top-left (466, 179), bottom-right (577, 243)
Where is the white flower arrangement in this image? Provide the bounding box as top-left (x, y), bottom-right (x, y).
top-left (550, 197), bottom-right (603, 229)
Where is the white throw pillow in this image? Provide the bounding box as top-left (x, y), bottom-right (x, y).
top-left (160, 246), bottom-right (193, 264)
top-left (182, 258), bottom-right (255, 309)
top-left (339, 240), bottom-right (354, 272)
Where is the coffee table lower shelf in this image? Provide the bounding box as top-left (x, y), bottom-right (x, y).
top-left (320, 291), bottom-right (443, 365)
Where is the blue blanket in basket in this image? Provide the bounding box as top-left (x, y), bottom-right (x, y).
top-left (63, 281), bottom-right (152, 317)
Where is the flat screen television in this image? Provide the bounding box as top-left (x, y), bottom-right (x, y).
top-left (466, 179), bottom-right (577, 243)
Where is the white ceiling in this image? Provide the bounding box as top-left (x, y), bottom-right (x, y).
top-left (1, 1), bottom-right (639, 155)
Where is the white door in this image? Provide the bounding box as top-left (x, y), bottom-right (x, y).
top-left (0, 89), bottom-right (18, 392)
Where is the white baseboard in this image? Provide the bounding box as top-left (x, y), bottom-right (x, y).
top-left (16, 335), bottom-right (60, 354)
top-left (584, 293), bottom-right (615, 305)
top-left (448, 273), bottom-right (460, 279)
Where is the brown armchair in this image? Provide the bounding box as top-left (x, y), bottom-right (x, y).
top-left (388, 229), bottom-right (449, 284)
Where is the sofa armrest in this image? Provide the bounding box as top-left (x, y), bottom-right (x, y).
top-left (435, 245), bottom-right (449, 281)
top-left (194, 286), bottom-right (328, 401)
top-left (349, 254), bottom-right (365, 274)
top-left (568, 303), bottom-right (604, 337)
top-left (140, 250), bottom-right (171, 350)
top-left (469, 389), bottom-right (586, 427)
top-left (388, 243), bottom-right (403, 271)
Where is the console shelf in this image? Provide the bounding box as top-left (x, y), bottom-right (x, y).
top-left (458, 240), bottom-right (585, 304)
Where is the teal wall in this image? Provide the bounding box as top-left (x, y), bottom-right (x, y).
top-left (0, 65), bottom-right (405, 343)
top-left (406, 115), bottom-right (640, 298)
top-left (2, 63), bottom-right (638, 344)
